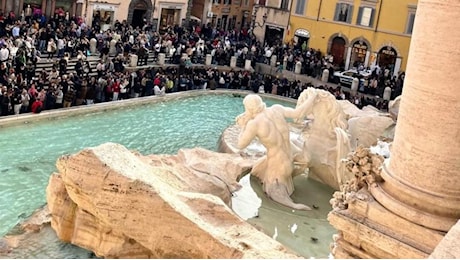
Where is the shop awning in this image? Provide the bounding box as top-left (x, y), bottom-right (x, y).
top-left (295, 29), bottom-right (310, 38)
top-left (190, 16), bottom-right (201, 22)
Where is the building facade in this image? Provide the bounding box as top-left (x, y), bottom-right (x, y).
top-left (0, 0), bottom-right (84, 19)
top-left (252, 0), bottom-right (291, 46)
top-left (0, 0), bottom-right (189, 32)
top-left (82, 0), bottom-right (188, 31)
top-left (191, 0), bottom-right (253, 30)
top-left (287, 0), bottom-right (417, 75)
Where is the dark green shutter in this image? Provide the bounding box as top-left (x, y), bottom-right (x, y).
top-left (334, 3), bottom-right (340, 21)
top-left (407, 13), bottom-right (415, 34)
top-left (346, 5), bottom-right (354, 23)
top-left (369, 8), bottom-right (375, 27)
top-left (357, 7), bottom-right (363, 25)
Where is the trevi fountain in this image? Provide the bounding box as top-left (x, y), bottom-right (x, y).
top-left (1, 0), bottom-right (459, 258)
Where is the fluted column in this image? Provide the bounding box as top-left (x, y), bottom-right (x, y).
top-left (71, 0), bottom-right (76, 17)
top-left (370, 0), bottom-right (460, 232)
top-left (75, 0), bottom-right (83, 17)
top-left (50, 0), bottom-right (56, 16)
top-left (18, 0), bottom-right (25, 15)
top-left (5, 0), bottom-right (13, 13)
top-left (13, 0), bottom-right (20, 15)
top-left (41, 0), bottom-right (47, 16)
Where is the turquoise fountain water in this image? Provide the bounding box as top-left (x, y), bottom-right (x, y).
top-left (0, 92), bottom-right (335, 258)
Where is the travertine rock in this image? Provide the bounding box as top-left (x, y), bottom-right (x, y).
top-left (338, 100), bottom-right (385, 120)
top-left (46, 142), bottom-right (301, 259)
top-left (347, 116), bottom-right (395, 149)
top-left (430, 219), bottom-right (460, 258)
top-left (0, 206), bottom-right (53, 256)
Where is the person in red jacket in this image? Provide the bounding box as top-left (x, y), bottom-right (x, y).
top-left (111, 79), bottom-right (120, 101)
top-left (31, 98), bottom-right (43, 113)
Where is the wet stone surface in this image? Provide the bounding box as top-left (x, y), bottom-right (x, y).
top-left (0, 225), bottom-right (97, 259)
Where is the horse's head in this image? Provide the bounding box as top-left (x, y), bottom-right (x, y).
top-left (297, 88), bottom-right (348, 134)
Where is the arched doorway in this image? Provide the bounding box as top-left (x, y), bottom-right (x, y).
top-left (330, 36), bottom-right (346, 66)
top-left (264, 25), bottom-right (284, 47)
top-left (378, 46), bottom-right (398, 69)
top-left (349, 38), bottom-right (371, 68)
top-left (127, 0), bottom-right (153, 29)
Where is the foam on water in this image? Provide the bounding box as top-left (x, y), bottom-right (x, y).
top-left (231, 174), bottom-right (262, 220)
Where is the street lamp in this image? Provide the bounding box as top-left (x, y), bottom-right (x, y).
top-left (250, 7), bottom-right (267, 44)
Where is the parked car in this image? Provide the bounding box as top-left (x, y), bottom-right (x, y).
top-left (333, 69), bottom-right (372, 86)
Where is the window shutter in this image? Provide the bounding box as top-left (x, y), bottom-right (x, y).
top-left (407, 13), bottom-right (415, 34)
top-left (334, 3), bottom-right (340, 21)
top-left (346, 5), bottom-right (354, 23)
top-left (369, 8), bottom-right (375, 27)
top-left (294, 0), bottom-right (305, 15)
top-left (357, 7), bottom-right (363, 25)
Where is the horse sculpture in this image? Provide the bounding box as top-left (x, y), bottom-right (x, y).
top-left (292, 88), bottom-right (353, 190)
top-left (292, 88), bottom-right (395, 190)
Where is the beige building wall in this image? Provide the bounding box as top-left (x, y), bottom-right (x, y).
top-left (83, 1), bottom-right (124, 29)
top-left (81, 0), bottom-right (188, 31)
top-left (154, 1), bottom-right (188, 31)
top-left (253, 0), bottom-right (291, 45)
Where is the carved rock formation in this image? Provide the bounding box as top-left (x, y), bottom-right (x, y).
top-left (46, 142), bottom-right (301, 259)
top-left (338, 99), bottom-right (395, 148)
top-left (0, 206), bottom-right (54, 256)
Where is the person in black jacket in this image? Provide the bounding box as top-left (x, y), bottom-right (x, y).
top-left (1, 86), bottom-right (12, 116)
top-left (137, 44), bottom-right (148, 66)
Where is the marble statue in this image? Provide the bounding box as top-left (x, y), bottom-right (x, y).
top-left (293, 88), bottom-right (395, 190)
top-left (293, 88), bottom-right (352, 190)
top-left (235, 93), bottom-right (317, 210)
top-left (233, 89), bottom-right (395, 208)
top-left (25, 5), bottom-right (32, 17)
top-left (388, 95), bottom-right (401, 120)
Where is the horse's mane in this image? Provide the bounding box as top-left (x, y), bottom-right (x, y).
top-left (306, 88), bottom-right (348, 134)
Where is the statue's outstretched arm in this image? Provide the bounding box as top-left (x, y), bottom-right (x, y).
top-left (282, 91), bottom-right (317, 120)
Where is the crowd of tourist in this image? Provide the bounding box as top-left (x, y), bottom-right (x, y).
top-left (0, 10), bottom-right (401, 117)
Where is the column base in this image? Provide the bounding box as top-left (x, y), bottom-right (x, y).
top-left (328, 189), bottom-right (445, 259)
top-left (374, 162), bottom-right (460, 231)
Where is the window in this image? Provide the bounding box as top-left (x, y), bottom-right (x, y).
top-left (406, 12), bottom-right (416, 34)
top-left (357, 6), bottom-right (374, 27)
top-left (244, 0), bottom-right (249, 6)
top-left (213, 0), bottom-right (220, 4)
top-left (295, 0), bottom-right (306, 15)
top-left (280, 0), bottom-right (289, 10)
top-left (224, 0), bottom-right (232, 5)
top-left (334, 3), bottom-right (353, 23)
